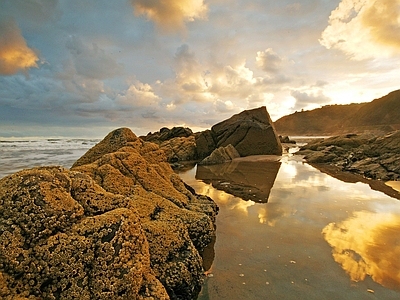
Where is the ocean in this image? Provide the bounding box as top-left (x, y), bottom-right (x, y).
top-left (0, 138), bottom-right (99, 179)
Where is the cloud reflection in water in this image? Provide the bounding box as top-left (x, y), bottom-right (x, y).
top-left (323, 211), bottom-right (400, 290)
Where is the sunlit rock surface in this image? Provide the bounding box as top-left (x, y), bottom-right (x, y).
top-left (0, 128), bottom-right (218, 300)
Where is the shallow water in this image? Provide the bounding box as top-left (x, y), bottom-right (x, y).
top-left (178, 155), bottom-right (400, 300)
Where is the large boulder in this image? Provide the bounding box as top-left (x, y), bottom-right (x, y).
top-left (1, 128), bottom-right (218, 300)
top-left (210, 106), bottom-right (282, 156)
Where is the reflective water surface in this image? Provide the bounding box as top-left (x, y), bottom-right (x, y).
top-left (178, 155), bottom-right (400, 300)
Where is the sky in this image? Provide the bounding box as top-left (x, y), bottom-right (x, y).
top-left (0, 0), bottom-right (399, 138)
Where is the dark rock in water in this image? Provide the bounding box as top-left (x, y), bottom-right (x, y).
top-left (297, 131), bottom-right (400, 181)
top-left (1, 127), bottom-right (218, 300)
top-left (199, 144), bottom-right (240, 165)
top-left (210, 106), bottom-right (282, 156)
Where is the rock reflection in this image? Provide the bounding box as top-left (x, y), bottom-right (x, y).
top-left (196, 156), bottom-right (281, 203)
top-left (322, 211), bottom-right (400, 290)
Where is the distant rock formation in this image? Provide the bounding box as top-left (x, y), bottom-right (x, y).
top-left (275, 90), bottom-right (400, 136)
top-left (143, 106), bottom-right (283, 164)
top-left (1, 128), bottom-right (218, 300)
top-left (199, 144), bottom-right (240, 165)
top-left (297, 130), bottom-right (400, 181)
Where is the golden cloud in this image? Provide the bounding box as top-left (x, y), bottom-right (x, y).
top-left (0, 19), bottom-right (40, 75)
top-left (322, 211), bottom-right (400, 290)
top-left (320, 0), bottom-right (400, 60)
top-left (130, 0), bottom-right (207, 32)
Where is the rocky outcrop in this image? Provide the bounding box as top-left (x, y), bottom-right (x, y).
top-left (142, 107), bottom-right (283, 164)
top-left (297, 131), bottom-right (400, 181)
top-left (140, 127), bottom-right (197, 163)
top-left (1, 128), bottom-right (218, 300)
top-left (210, 106), bottom-right (282, 157)
top-left (199, 144), bottom-right (240, 165)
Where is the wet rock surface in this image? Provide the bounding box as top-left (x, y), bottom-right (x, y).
top-left (297, 131), bottom-right (400, 181)
top-left (1, 128), bottom-right (218, 300)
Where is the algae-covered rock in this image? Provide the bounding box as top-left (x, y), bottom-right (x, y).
top-left (1, 128), bottom-right (218, 300)
top-left (0, 166), bottom-right (168, 300)
top-left (72, 128), bottom-right (218, 299)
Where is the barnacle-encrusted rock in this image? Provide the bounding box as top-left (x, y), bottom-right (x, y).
top-left (0, 166), bottom-right (168, 300)
top-left (1, 127), bottom-right (218, 300)
top-left (72, 128), bottom-right (218, 299)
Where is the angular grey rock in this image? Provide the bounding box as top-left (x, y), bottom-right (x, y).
top-left (199, 144), bottom-right (240, 165)
top-left (210, 106), bottom-right (282, 156)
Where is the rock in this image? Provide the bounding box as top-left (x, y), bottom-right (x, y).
top-left (297, 131), bottom-right (400, 181)
top-left (140, 106), bottom-right (283, 163)
top-left (195, 130), bottom-right (216, 159)
top-left (72, 128), bottom-right (218, 299)
top-left (142, 127), bottom-right (193, 144)
top-left (1, 128), bottom-right (218, 300)
top-left (279, 135), bottom-right (296, 144)
top-left (210, 106), bottom-right (282, 156)
top-left (199, 144), bottom-right (240, 165)
top-left (159, 136), bottom-right (198, 163)
top-left (0, 166), bottom-right (168, 300)
top-left (141, 127), bottom-right (197, 163)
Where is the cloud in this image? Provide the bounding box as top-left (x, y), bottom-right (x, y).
top-left (320, 0), bottom-right (400, 60)
top-left (290, 89), bottom-right (331, 111)
top-left (130, 0), bottom-right (208, 32)
top-left (322, 211), bottom-right (400, 290)
top-left (65, 36), bottom-right (123, 80)
top-left (0, 18), bottom-right (40, 75)
top-left (256, 48), bottom-right (285, 73)
top-left (116, 80), bottom-right (161, 109)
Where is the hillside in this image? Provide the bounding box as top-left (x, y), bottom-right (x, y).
top-left (274, 90), bottom-right (400, 136)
